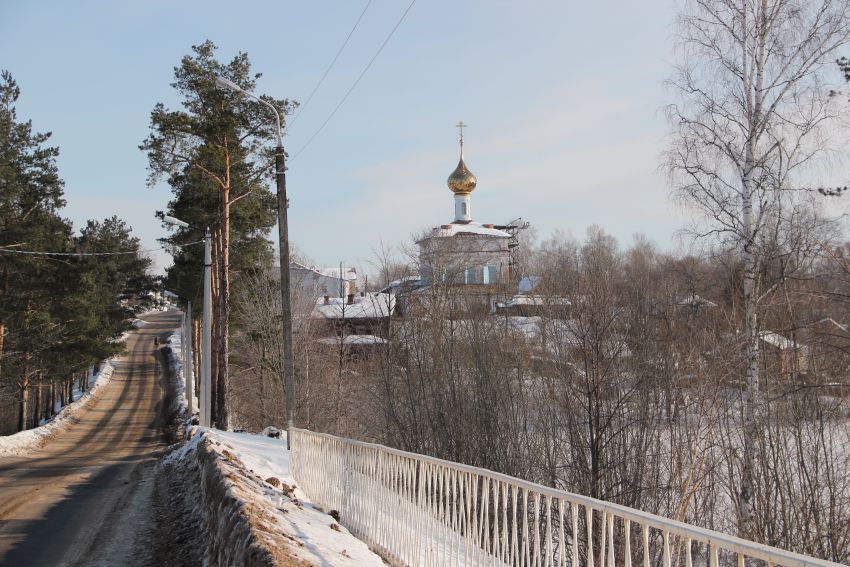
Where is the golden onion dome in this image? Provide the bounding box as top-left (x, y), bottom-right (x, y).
top-left (447, 154), bottom-right (477, 194)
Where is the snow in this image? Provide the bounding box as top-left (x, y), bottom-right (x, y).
top-left (316, 334), bottom-right (388, 346)
top-left (203, 429), bottom-right (386, 566)
top-left (291, 261), bottom-right (357, 281)
top-left (314, 293), bottom-right (395, 319)
top-left (317, 266), bottom-right (358, 281)
top-left (166, 329), bottom-right (195, 417)
top-left (677, 294), bottom-right (718, 308)
top-left (0, 359), bottom-right (117, 456)
top-left (428, 222), bottom-right (511, 238)
top-left (164, 315), bottom-right (385, 564)
top-left (166, 317), bottom-right (385, 564)
top-left (496, 294), bottom-right (571, 308)
top-left (760, 330), bottom-right (798, 350)
top-left (508, 316), bottom-right (544, 340)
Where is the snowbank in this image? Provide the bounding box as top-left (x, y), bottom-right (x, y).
top-left (164, 328), bottom-right (196, 420)
top-left (0, 308), bottom-right (162, 456)
top-left (171, 428), bottom-right (385, 566)
top-left (0, 360), bottom-right (117, 456)
top-left (164, 331), bottom-right (189, 417)
top-left (163, 318), bottom-right (384, 564)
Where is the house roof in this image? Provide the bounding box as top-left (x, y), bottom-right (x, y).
top-left (377, 275), bottom-right (422, 294)
top-left (760, 331), bottom-right (798, 350)
top-left (290, 261), bottom-right (357, 281)
top-left (316, 334), bottom-right (388, 346)
top-left (313, 293), bottom-right (395, 319)
top-left (677, 294), bottom-right (717, 308)
top-left (495, 295), bottom-right (571, 308)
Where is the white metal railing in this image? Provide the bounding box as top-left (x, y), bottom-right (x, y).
top-left (289, 428), bottom-right (844, 567)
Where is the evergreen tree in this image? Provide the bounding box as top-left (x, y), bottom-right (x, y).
top-left (0, 70), bottom-right (71, 430)
top-left (141, 40), bottom-right (293, 427)
top-left (0, 71), bottom-right (153, 432)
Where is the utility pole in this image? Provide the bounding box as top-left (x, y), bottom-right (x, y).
top-left (276, 147), bottom-right (296, 449)
top-left (215, 76), bottom-right (296, 447)
top-left (161, 215), bottom-right (206, 426)
top-left (186, 300), bottom-right (194, 417)
top-left (202, 228), bottom-right (212, 428)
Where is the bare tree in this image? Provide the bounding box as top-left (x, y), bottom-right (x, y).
top-left (666, 0), bottom-right (850, 539)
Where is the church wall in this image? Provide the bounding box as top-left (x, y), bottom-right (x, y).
top-left (419, 235), bottom-right (511, 286)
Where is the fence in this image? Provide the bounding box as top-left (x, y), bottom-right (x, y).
top-left (289, 428), bottom-right (844, 567)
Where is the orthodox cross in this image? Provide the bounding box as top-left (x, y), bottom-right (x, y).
top-left (456, 121), bottom-right (466, 149)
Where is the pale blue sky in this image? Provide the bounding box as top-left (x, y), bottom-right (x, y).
top-left (3, 1), bottom-right (706, 273)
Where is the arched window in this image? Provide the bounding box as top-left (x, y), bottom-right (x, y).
top-left (461, 202), bottom-right (468, 216)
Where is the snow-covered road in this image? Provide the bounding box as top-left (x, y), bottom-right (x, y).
top-left (0, 311), bottom-right (182, 566)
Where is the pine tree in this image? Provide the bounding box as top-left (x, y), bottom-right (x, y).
top-left (0, 70), bottom-right (71, 430)
top-left (141, 41), bottom-right (293, 428)
top-left (1, 71), bottom-right (153, 432)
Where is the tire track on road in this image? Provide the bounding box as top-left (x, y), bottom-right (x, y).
top-left (0, 311), bottom-right (181, 566)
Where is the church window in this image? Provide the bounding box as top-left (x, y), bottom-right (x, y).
top-left (465, 267), bottom-right (486, 284)
top-left (461, 202), bottom-right (468, 216)
top-left (488, 266), bottom-right (498, 284)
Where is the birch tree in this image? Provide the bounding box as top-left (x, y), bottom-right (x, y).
top-left (666, 0), bottom-right (850, 540)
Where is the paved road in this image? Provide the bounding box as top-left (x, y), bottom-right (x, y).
top-left (0, 310), bottom-right (180, 567)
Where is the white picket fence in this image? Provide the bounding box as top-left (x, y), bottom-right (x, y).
top-left (289, 428), bottom-right (844, 567)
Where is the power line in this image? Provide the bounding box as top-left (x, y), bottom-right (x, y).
top-left (290, 0), bottom-right (417, 161)
top-left (0, 240), bottom-right (204, 257)
top-left (287, 0), bottom-right (373, 130)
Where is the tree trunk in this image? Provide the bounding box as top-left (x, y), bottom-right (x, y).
top-left (33, 373), bottom-right (42, 428)
top-left (18, 356), bottom-right (30, 432)
top-left (0, 322), bottom-right (5, 382)
top-left (219, 180), bottom-right (231, 430)
top-left (210, 232), bottom-right (220, 426)
top-left (260, 341), bottom-right (266, 426)
top-left (739, 0), bottom-right (767, 541)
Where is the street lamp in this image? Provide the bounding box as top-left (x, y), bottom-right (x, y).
top-left (215, 75), bottom-right (296, 448)
top-left (163, 215), bottom-right (212, 428)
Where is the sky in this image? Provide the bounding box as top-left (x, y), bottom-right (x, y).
top-left (2, 0), bottom-right (847, 276)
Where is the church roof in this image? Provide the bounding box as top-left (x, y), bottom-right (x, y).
top-left (447, 155), bottom-right (477, 194)
top-left (447, 121), bottom-right (477, 194)
top-left (426, 222), bottom-right (510, 239)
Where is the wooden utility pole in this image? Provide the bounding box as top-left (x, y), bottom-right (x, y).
top-left (275, 146), bottom-right (296, 448)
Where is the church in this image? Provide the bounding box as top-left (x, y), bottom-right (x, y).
top-left (418, 124), bottom-right (513, 290)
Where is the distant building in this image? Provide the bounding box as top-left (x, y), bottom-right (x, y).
top-left (376, 275), bottom-right (422, 316)
top-left (417, 125), bottom-right (512, 290)
top-left (312, 292), bottom-right (395, 336)
top-left (290, 261), bottom-right (357, 298)
top-left (495, 295), bottom-right (571, 318)
top-left (759, 330), bottom-right (810, 377)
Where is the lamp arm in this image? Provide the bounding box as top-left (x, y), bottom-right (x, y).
top-left (216, 76), bottom-right (283, 147)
